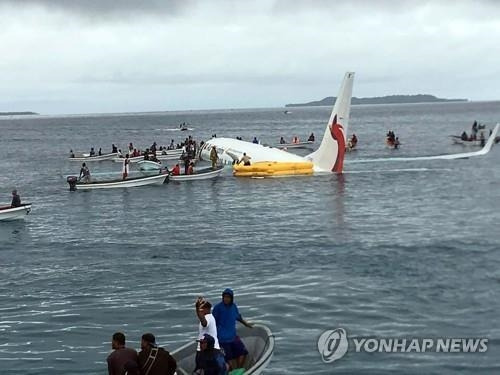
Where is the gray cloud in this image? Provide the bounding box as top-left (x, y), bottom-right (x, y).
top-left (0, 0), bottom-right (192, 19)
top-left (1, 0), bottom-right (500, 114)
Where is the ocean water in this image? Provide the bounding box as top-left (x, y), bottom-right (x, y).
top-left (0, 101), bottom-right (499, 374)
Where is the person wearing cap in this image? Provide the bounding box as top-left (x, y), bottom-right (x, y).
top-left (212, 289), bottom-right (253, 370)
top-left (194, 334), bottom-right (227, 375)
top-left (107, 332), bottom-right (138, 375)
top-left (196, 298), bottom-right (220, 352)
top-left (11, 190), bottom-right (21, 207)
top-left (137, 333), bottom-right (177, 375)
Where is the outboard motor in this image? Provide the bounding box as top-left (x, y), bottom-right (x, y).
top-left (67, 176), bottom-right (78, 191)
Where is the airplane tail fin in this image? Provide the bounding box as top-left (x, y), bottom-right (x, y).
top-left (306, 72), bottom-right (354, 173)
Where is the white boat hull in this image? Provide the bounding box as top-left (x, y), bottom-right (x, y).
top-left (275, 141), bottom-right (314, 149)
top-left (0, 204), bottom-right (32, 221)
top-left (73, 173), bottom-right (168, 190)
top-left (138, 160), bottom-right (162, 171)
top-left (169, 167), bottom-right (224, 181)
top-left (171, 324), bottom-right (274, 375)
top-left (113, 153), bottom-right (183, 163)
top-left (451, 137), bottom-right (483, 146)
top-left (69, 153), bottom-right (119, 162)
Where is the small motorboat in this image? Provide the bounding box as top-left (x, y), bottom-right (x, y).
top-left (68, 152), bottom-right (119, 162)
top-left (171, 324), bottom-right (274, 375)
top-left (0, 203), bottom-right (32, 221)
top-left (66, 172), bottom-right (168, 190)
top-left (138, 160), bottom-right (162, 171)
top-left (275, 141), bottom-right (314, 150)
top-left (169, 166), bottom-right (224, 181)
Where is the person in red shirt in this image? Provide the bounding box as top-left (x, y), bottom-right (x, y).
top-left (171, 164), bottom-right (181, 176)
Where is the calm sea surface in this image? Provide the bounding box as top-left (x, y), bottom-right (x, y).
top-left (0, 101), bottom-right (499, 374)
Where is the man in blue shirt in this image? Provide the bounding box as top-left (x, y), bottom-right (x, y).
top-left (212, 288), bottom-right (253, 370)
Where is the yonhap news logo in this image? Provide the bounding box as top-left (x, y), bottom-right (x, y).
top-left (317, 328), bottom-right (349, 363)
top-left (317, 328), bottom-right (488, 364)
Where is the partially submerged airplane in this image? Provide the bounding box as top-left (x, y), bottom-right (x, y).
top-left (199, 72), bottom-right (499, 176)
top-left (200, 72), bottom-right (355, 176)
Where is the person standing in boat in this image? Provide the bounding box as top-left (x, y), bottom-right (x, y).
top-left (69, 149), bottom-right (75, 158)
top-left (213, 288), bottom-right (253, 371)
top-left (89, 147), bottom-right (96, 157)
top-left (107, 332), bottom-right (138, 375)
top-left (98, 148), bottom-right (102, 156)
top-left (79, 162), bottom-right (91, 183)
top-left (122, 154), bottom-right (130, 180)
top-left (11, 190), bottom-right (21, 207)
top-left (210, 146), bottom-right (218, 170)
top-left (187, 162), bottom-right (195, 175)
top-left (195, 298), bottom-right (221, 364)
top-left (112, 144), bottom-right (118, 153)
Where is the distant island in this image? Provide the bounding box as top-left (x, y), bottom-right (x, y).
top-left (0, 111), bottom-right (38, 116)
top-left (285, 94), bottom-right (468, 107)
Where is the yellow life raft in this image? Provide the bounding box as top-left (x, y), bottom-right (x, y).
top-left (233, 161), bottom-right (314, 177)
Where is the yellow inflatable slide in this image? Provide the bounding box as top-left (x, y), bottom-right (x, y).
top-left (233, 161), bottom-right (314, 177)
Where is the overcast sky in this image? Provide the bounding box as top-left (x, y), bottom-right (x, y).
top-left (1, 0), bottom-right (499, 114)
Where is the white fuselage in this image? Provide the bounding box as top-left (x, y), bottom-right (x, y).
top-left (199, 138), bottom-right (318, 168)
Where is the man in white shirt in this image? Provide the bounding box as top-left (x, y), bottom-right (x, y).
top-left (195, 297), bottom-right (220, 352)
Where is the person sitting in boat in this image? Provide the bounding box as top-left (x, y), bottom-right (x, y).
top-left (279, 136), bottom-right (286, 144)
top-left (461, 131), bottom-right (468, 141)
top-left (89, 147), bottom-right (96, 157)
top-left (143, 149), bottom-right (150, 160)
top-left (79, 162), bottom-right (91, 183)
top-left (122, 154), bottom-right (130, 180)
top-left (171, 164), bottom-right (181, 176)
top-left (386, 131), bottom-right (395, 146)
top-left (210, 146), bottom-right (218, 170)
top-left (292, 136), bottom-right (299, 144)
top-left (98, 148), bottom-right (102, 156)
top-left (168, 139), bottom-right (175, 150)
top-left (112, 144), bottom-right (118, 153)
top-left (69, 149), bottom-right (75, 158)
top-left (138, 333), bottom-right (177, 375)
top-left (308, 133), bottom-right (315, 142)
top-left (149, 153), bottom-right (160, 163)
top-left (239, 153), bottom-right (251, 166)
top-left (213, 288), bottom-right (253, 371)
top-left (107, 332), bottom-right (138, 375)
top-left (194, 334), bottom-right (227, 375)
top-left (394, 137), bottom-right (400, 149)
top-left (11, 190), bottom-right (21, 207)
top-left (252, 137), bottom-right (259, 144)
top-left (187, 162), bottom-right (195, 175)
